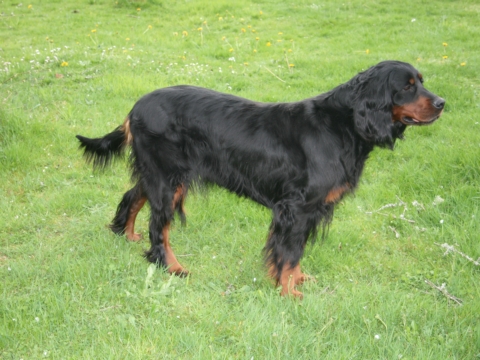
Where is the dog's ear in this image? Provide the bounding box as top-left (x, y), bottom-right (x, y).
top-left (352, 68), bottom-right (396, 147)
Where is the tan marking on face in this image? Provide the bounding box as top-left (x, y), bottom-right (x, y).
top-left (392, 96), bottom-right (442, 124)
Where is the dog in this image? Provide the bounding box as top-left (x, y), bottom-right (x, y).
top-left (77, 60), bottom-right (444, 297)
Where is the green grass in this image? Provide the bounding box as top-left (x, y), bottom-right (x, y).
top-left (1, 0), bottom-right (479, 358)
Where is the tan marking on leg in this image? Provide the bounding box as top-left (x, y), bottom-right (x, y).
top-left (162, 222), bottom-right (188, 276)
top-left (172, 184), bottom-right (185, 211)
top-left (325, 184), bottom-right (350, 204)
top-left (125, 196), bottom-right (147, 242)
top-left (278, 264), bottom-right (304, 298)
top-left (121, 117), bottom-right (133, 145)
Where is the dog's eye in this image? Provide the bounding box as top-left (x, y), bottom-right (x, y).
top-left (404, 85), bottom-right (412, 91)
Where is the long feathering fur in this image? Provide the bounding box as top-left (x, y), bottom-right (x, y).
top-left (76, 127), bottom-right (126, 169)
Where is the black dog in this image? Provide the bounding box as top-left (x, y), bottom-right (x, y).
top-left (77, 61), bottom-right (444, 297)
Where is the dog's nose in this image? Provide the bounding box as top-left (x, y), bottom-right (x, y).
top-left (433, 97), bottom-right (445, 109)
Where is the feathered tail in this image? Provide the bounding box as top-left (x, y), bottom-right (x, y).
top-left (76, 119), bottom-right (132, 169)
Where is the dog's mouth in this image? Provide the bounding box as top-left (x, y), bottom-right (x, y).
top-left (401, 115), bottom-right (440, 125)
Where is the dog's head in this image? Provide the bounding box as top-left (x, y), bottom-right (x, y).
top-left (351, 60), bottom-right (445, 147)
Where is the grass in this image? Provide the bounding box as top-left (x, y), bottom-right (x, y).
top-left (1, 0), bottom-right (479, 358)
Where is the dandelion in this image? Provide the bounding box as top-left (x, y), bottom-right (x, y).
top-left (247, 25), bottom-right (252, 28)
top-left (366, 49), bottom-right (370, 54)
top-left (259, 11), bottom-right (263, 15)
top-left (289, 64), bottom-right (295, 68)
top-left (241, 28), bottom-right (246, 33)
top-left (255, 37), bottom-right (259, 41)
top-left (253, 49), bottom-right (257, 53)
top-left (218, 16), bottom-right (223, 21)
top-left (173, 32), bottom-right (178, 36)
top-left (442, 42), bottom-right (448, 47)
top-left (229, 48), bottom-right (234, 52)
top-left (251, 29), bottom-right (256, 33)
top-left (278, 32), bottom-right (283, 35)
top-left (60, 61), bottom-right (68, 67)
top-left (244, 62), bottom-right (248, 66)
top-left (91, 29), bottom-right (97, 33)
top-left (182, 31), bottom-right (188, 37)
top-left (460, 62), bottom-right (466, 66)
top-left (266, 42), bottom-right (271, 47)
top-left (198, 27), bottom-right (203, 31)
top-left (417, 57), bottom-right (421, 61)
top-left (126, 37), bottom-right (130, 41)
top-left (136, 8), bottom-right (141, 11)
top-left (443, 55), bottom-right (448, 59)
top-left (148, 25), bottom-right (152, 29)
top-left (221, 36), bottom-right (226, 41)
top-left (288, 49), bottom-right (292, 52)
top-left (28, 4), bottom-right (32, 9)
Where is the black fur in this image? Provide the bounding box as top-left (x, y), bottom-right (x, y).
top-left (77, 60), bottom-right (444, 296)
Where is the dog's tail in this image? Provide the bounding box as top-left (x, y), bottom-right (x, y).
top-left (76, 118), bottom-right (133, 169)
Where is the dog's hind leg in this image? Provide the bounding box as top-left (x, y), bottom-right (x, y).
top-left (144, 179), bottom-right (188, 276)
top-left (110, 183), bottom-right (147, 242)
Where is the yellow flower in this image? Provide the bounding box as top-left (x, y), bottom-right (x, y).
top-left (182, 31), bottom-right (188, 37)
top-left (203, 21), bottom-right (207, 25)
top-left (287, 49), bottom-right (292, 52)
top-left (28, 4), bottom-right (32, 9)
top-left (251, 29), bottom-right (256, 33)
top-left (126, 37), bottom-right (130, 41)
top-left (222, 36), bottom-right (226, 41)
top-left (253, 49), bottom-right (257, 53)
top-left (460, 62), bottom-right (466, 66)
top-left (247, 25), bottom-right (252, 28)
top-left (198, 27), bottom-right (203, 31)
top-left (229, 48), bottom-right (234, 52)
top-left (173, 32), bottom-right (178, 36)
top-left (218, 17), bottom-right (223, 21)
top-left (148, 25), bottom-right (152, 29)
top-left (60, 61), bottom-right (68, 67)
top-left (241, 28), bottom-right (246, 33)
top-left (417, 58), bottom-right (421, 61)
top-left (289, 64), bottom-right (295, 67)
top-left (443, 42), bottom-right (448, 47)
top-left (443, 55), bottom-right (448, 59)
top-left (137, 8), bottom-right (141, 11)
top-left (278, 32), bottom-right (283, 35)
top-left (266, 42), bottom-right (271, 46)
top-left (366, 49), bottom-right (370, 54)
top-left (255, 37), bottom-right (259, 41)
top-left (91, 29), bottom-right (97, 33)
top-left (259, 11), bottom-right (263, 15)
top-left (244, 62), bottom-right (249, 66)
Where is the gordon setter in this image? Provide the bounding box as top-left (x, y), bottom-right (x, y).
top-left (77, 60), bottom-right (444, 297)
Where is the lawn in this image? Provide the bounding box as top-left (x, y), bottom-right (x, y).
top-left (1, 0), bottom-right (479, 358)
